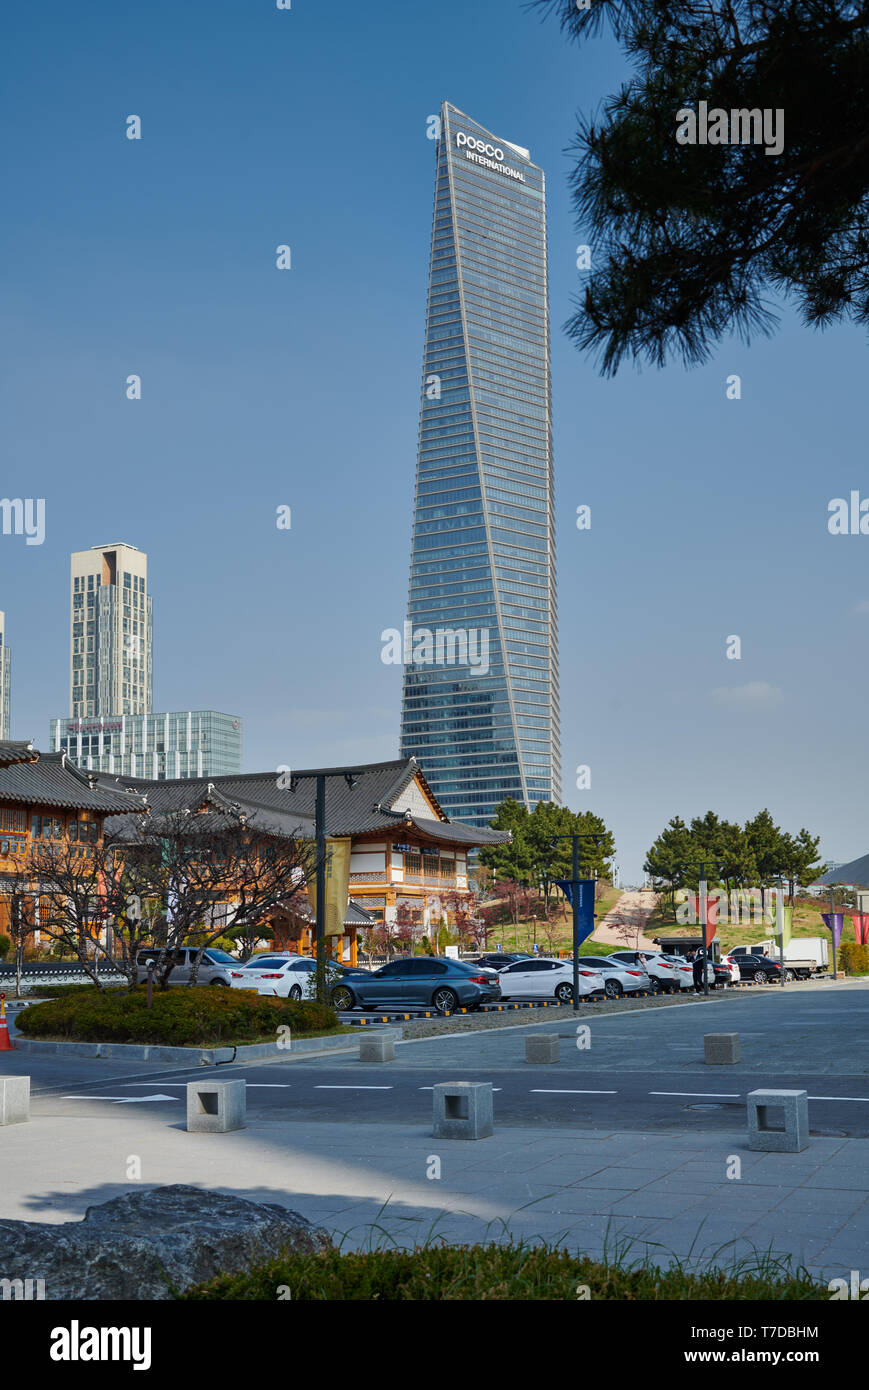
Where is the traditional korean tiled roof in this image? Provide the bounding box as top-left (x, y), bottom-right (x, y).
top-left (93, 757), bottom-right (510, 846)
top-left (0, 750), bottom-right (148, 813)
top-left (0, 740), bottom-right (37, 769)
top-left (286, 897), bottom-right (376, 929)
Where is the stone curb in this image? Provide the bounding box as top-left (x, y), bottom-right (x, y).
top-left (10, 1032), bottom-right (360, 1064)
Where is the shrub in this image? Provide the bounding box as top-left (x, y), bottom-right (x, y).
top-left (181, 1243), bottom-right (825, 1301)
top-left (838, 941), bottom-right (869, 975)
top-left (25, 982), bottom-right (115, 999)
top-left (0, 934), bottom-right (10, 960)
top-left (15, 987), bottom-right (339, 1046)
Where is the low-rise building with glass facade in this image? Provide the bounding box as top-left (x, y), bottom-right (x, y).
top-left (49, 710), bottom-right (242, 780)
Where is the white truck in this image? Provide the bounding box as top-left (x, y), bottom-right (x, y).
top-left (731, 937), bottom-right (829, 980)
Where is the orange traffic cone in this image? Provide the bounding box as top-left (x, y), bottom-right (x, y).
top-left (0, 993), bottom-right (14, 1050)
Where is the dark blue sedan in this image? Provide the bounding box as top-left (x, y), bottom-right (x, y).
top-left (329, 956), bottom-right (501, 1014)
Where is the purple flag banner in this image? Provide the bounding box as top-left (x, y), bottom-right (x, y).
top-left (821, 912), bottom-right (845, 955)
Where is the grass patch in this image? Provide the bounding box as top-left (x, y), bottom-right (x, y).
top-left (497, 890), bottom-right (624, 955)
top-left (180, 1242), bottom-right (825, 1301)
top-left (14, 985), bottom-right (340, 1046)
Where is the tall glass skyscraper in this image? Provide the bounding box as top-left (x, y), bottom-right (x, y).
top-left (400, 102), bottom-right (561, 827)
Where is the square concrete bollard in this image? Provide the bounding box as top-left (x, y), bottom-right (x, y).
top-left (747, 1088), bottom-right (809, 1152)
top-left (433, 1081), bottom-right (493, 1140)
top-left (526, 1034), bottom-right (559, 1064)
top-left (705, 1033), bottom-right (740, 1065)
top-left (359, 1031), bottom-right (400, 1062)
top-left (186, 1079), bottom-right (246, 1133)
top-left (0, 1076), bottom-right (30, 1126)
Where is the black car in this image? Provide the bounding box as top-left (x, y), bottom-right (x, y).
top-left (712, 961), bottom-right (733, 987)
top-left (474, 952), bottom-right (532, 971)
top-left (735, 954), bottom-right (782, 982)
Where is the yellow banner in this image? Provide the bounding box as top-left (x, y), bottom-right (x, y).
top-left (771, 894), bottom-right (793, 948)
top-left (307, 837), bottom-right (352, 938)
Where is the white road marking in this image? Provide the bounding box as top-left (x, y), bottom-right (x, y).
top-left (649, 1091), bottom-right (740, 1098)
top-left (120, 1081), bottom-right (291, 1088)
top-left (807, 1095), bottom-right (869, 1102)
top-left (62, 1094), bottom-right (180, 1104)
top-left (418, 1086), bottom-right (502, 1092)
top-left (530, 1088), bottom-right (618, 1095)
top-left (314, 1085), bottom-right (393, 1090)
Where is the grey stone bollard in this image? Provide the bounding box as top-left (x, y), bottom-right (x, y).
top-left (704, 1033), bottom-right (740, 1065)
top-left (526, 1034), bottom-right (559, 1064)
top-left (186, 1079), bottom-right (246, 1133)
top-left (359, 1031), bottom-right (400, 1062)
top-left (0, 1076), bottom-right (30, 1126)
top-left (433, 1081), bottom-right (493, 1140)
top-left (747, 1088), bottom-right (809, 1152)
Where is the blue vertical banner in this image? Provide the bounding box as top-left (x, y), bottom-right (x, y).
top-left (555, 879), bottom-right (597, 947)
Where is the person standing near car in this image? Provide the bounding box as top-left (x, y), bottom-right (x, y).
top-left (692, 952), bottom-right (705, 992)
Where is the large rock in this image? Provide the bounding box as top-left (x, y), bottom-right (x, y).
top-left (0, 1185), bottom-right (331, 1299)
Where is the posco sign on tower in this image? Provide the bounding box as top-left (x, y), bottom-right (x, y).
top-left (455, 131), bottom-right (526, 182)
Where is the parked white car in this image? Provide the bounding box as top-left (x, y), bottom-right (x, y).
top-left (607, 950), bottom-right (682, 994)
top-left (497, 957), bottom-right (605, 1003)
top-left (572, 955), bottom-right (651, 998)
top-left (662, 955), bottom-right (716, 990)
top-left (719, 953), bottom-right (741, 984)
top-left (230, 954), bottom-right (317, 999)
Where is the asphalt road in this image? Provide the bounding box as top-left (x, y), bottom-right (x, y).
top-left (8, 980), bottom-right (869, 1135)
top-left (7, 1055), bottom-right (869, 1135)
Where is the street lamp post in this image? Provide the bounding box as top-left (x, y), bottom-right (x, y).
top-left (550, 833), bottom-right (603, 1013)
top-left (291, 770), bottom-right (364, 1000)
top-left (772, 874), bottom-right (786, 987)
top-left (829, 882), bottom-right (839, 982)
top-left (673, 860), bottom-right (726, 998)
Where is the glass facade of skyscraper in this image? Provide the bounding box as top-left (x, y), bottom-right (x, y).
top-left (400, 103), bottom-right (561, 827)
top-left (49, 710), bottom-right (242, 780)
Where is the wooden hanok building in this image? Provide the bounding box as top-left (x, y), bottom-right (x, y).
top-left (93, 757), bottom-right (509, 964)
top-left (0, 746), bottom-right (147, 946)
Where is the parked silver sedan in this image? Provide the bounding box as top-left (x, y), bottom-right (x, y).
top-left (572, 955), bottom-right (651, 999)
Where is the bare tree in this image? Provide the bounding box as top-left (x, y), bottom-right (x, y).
top-left (14, 808), bottom-right (311, 992)
top-left (112, 810), bottom-right (312, 988)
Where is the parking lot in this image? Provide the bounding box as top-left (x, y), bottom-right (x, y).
top-left (2, 978), bottom-right (867, 1280)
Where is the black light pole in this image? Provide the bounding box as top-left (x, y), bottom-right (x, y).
top-left (674, 860), bottom-right (725, 997)
top-left (291, 769), bottom-right (364, 1000)
top-left (315, 774), bottom-right (327, 982)
top-left (773, 874), bottom-right (786, 987)
top-left (550, 833), bottom-right (602, 1013)
top-left (829, 881), bottom-right (839, 982)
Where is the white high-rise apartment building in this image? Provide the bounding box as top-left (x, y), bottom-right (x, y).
top-left (69, 543), bottom-right (153, 718)
top-left (0, 611), bottom-right (11, 738)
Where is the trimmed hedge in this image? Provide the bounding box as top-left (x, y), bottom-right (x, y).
top-left (181, 1243), bottom-right (825, 1301)
top-left (838, 941), bottom-right (869, 975)
top-left (26, 983), bottom-right (117, 998)
top-left (14, 985), bottom-right (337, 1045)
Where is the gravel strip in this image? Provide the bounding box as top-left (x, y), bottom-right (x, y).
top-left (397, 989), bottom-right (724, 1040)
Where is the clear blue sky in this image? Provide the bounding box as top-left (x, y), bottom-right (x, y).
top-left (3, 0), bottom-right (866, 880)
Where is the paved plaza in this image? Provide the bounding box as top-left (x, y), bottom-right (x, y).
top-left (2, 980), bottom-right (868, 1286)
